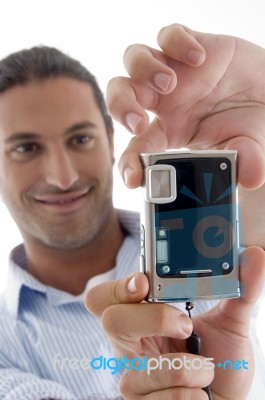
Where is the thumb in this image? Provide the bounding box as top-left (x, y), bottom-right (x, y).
top-left (219, 246), bottom-right (265, 327)
top-left (85, 272), bottom-right (149, 317)
top-left (226, 137), bottom-right (265, 189)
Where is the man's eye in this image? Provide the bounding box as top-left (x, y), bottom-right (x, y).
top-left (14, 143), bottom-right (39, 153)
top-left (70, 135), bottom-right (93, 146)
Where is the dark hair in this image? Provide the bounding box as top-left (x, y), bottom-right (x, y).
top-left (0, 46), bottom-right (113, 134)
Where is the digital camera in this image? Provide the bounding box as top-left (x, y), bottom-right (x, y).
top-left (140, 150), bottom-right (240, 302)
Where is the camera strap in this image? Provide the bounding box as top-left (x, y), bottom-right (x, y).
top-left (185, 302), bottom-right (213, 400)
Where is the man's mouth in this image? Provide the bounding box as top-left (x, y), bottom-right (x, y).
top-left (34, 189), bottom-right (91, 211)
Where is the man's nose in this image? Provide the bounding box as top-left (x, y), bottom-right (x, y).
top-left (44, 149), bottom-right (79, 190)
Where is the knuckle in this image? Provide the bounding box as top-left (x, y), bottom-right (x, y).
top-left (154, 305), bottom-right (176, 333)
top-left (107, 77), bottom-right (136, 123)
top-left (119, 370), bottom-right (131, 396)
top-left (157, 24), bottom-right (178, 47)
top-left (124, 44), bottom-right (150, 78)
top-left (161, 354), bottom-right (193, 387)
top-left (155, 361), bottom-right (173, 387)
top-left (106, 81), bottom-right (123, 114)
top-left (177, 359), bottom-right (193, 386)
top-left (167, 387), bottom-right (187, 400)
top-left (101, 305), bottom-right (118, 335)
top-left (123, 43), bottom-right (141, 63)
top-left (119, 370), bottom-right (138, 399)
top-left (127, 58), bottom-right (143, 79)
top-left (123, 44), bottom-right (135, 59)
top-left (168, 387), bottom-right (208, 400)
top-left (84, 286), bottom-right (97, 315)
top-left (112, 278), bottom-right (124, 304)
top-left (106, 76), bottom-right (119, 90)
top-left (154, 306), bottom-right (169, 332)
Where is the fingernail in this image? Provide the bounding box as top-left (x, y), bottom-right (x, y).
top-left (153, 72), bottom-right (172, 91)
top-left (186, 49), bottom-right (205, 65)
top-left (128, 276), bottom-right (137, 293)
top-left (125, 112), bottom-right (142, 131)
top-left (123, 167), bottom-right (133, 186)
top-left (179, 315), bottom-right (193, 335)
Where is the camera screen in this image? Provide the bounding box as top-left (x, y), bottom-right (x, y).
top-left (154, 157), bottom-right (236, 278)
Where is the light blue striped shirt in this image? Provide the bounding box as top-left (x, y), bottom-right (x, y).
top-left (0, 209), bottom-right (264, 400)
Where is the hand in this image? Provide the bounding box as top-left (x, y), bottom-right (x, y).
top-left (107, 23), bottom-right (265, 189)
top-left (86, 273), bottom-right (214, 399)
top-left (86, 247), bottom-right (265, 399)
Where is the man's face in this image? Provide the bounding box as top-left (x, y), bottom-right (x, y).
top-left (0, 77), bottom-right (115, 249)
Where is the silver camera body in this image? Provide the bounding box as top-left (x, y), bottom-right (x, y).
top-left (140, 150), bottom-right (240, 302)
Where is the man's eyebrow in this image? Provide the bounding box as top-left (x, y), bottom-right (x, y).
top-left (65, 121), bottom-right (97, 134)
top-left (4, 132), bottom-right (40, 144)
top-left (4, 122), bottom-right (97, 144)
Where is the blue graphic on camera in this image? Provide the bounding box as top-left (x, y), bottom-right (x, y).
top-left (155, 172), bottom-right (237, 277)
top-left (204, 225), bottom-right (224, 248)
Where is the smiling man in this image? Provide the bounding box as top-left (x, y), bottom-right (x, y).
top-left (0, 75), bottom-right (124, 295)
top-left (0, 47), bottom-right (140, 400)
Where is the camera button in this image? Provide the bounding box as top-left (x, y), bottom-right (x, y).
top-left (140, 255), bottom-right (146, 273)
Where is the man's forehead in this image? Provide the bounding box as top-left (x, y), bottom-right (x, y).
top-left (0, 77), bottom-right (104, 135)
top-left (0, 77), bottom-right (96, 105)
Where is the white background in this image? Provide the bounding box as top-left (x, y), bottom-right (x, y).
top-left (0, 0), bottom-right (264, 352)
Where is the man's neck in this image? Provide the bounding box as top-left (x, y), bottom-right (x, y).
top-left (24, 211), bottom-right (125, 295)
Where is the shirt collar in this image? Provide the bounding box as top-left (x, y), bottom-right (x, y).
top-left (3, 244), bottom-right (47, 318)
top-left (3, 209), bottom-right (140, 318)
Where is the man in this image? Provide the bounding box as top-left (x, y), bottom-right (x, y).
top-left (0, 46), bottom-right (134, 399)
top-left (87, 24), bottom-right (265, 400)
top-left (0, 27), bottom-right (264, 400)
